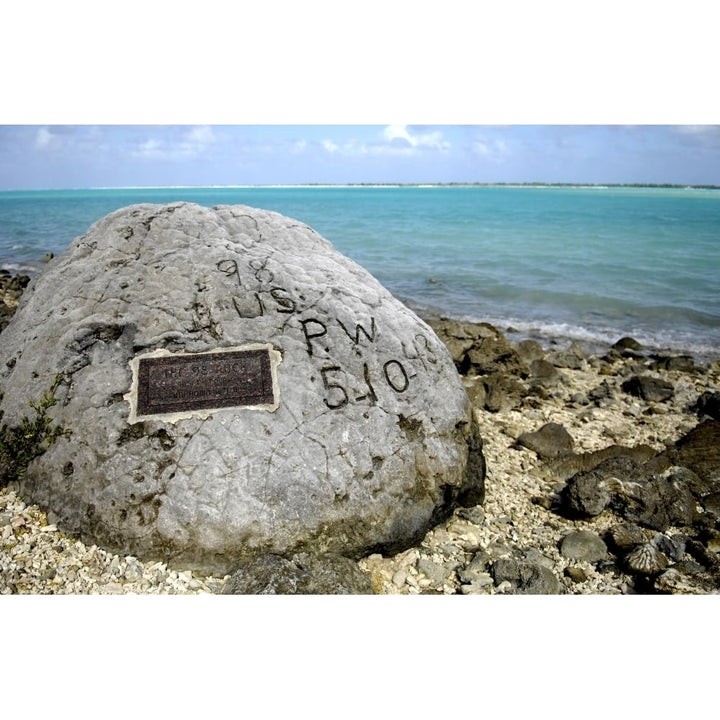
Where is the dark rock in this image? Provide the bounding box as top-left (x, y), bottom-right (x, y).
top-left (481, 372), bottom-right (526, 412)
top-left (621, 375), bottom-right (675, 403)
top-left (662, 420), bottom-right (720, 492)
top-left (423, 317), bottom-right (477, 370)
top-left (613, 473), bottom-right (697, 531)
top-left (606, 523), bottom-right (648, 552)
top-left (613, 337), bottom-right (643, 352)
top-left (560, 462), bottom-right (617, 517)
top-left (652, 533), bottom-right (686, 562)
top-left (701, 492), bottom-right (720, 521)
top-left (491, 557), bottom-right (563, 594)
top-left (692, 391), bottom-right (720, 421)
top-left (560, 453), bottom-right (696, 531)
top-left (610, 337), bottom-right (645, 359)
top-left (651, 355), bottom-right (695, 373)
top-left (221, 553), bottom-right (374, 595)
top-left (428, 318), bottom-right (527, 377)
top-left (516, 422), bottom-right (574, 459)
top-left (547, 443), bottom-right (658, 482)
top-left (559, 530), bottom-right (608, 563)
top-left (465, 323), bottom-right (527, 376)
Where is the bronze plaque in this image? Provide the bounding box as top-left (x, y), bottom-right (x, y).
top-left (136, 348), bottom-right (275, 416)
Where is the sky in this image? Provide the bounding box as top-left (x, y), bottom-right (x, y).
top-left (1, 124), bottom-right (720, 189)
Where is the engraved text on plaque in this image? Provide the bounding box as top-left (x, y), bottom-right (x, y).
top-left (134, 347), bottom-right (277, 418)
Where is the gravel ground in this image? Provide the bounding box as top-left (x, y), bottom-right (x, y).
top-left (2, 342), bottom-right (719, 595)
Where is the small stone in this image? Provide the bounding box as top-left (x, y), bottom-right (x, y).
top-left (559, 530), bottom-right (608, 563)
top-left (491, 558), bottom-right (562, 595)
top-left (564, 566), bottom-right (588, 583)
top-left (625, 542), bottom-right (670, 575)
top-left (392, 569), bottom-right (408, 587)
top-left (416, 557), bottom-right (453, 585)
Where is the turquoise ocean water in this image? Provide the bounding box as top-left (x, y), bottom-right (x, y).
top-left (1, 185), bottom-right (719, 359)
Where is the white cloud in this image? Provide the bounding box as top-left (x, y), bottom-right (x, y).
top-left (382, 125), bottom-right (449, 151)
top-left (35, 127), bottom-right (54, 149)
top-left (131, 125), bottom-right (217, 160)
top-left (321, 125), bottom-right (450, 158)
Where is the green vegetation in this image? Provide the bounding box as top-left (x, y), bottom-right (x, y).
top-left (0, 374), bottom-right (71, 488)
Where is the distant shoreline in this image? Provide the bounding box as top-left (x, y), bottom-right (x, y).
top-left (2, 182), bottom-right (720, 193)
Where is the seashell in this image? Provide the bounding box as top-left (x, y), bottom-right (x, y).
top-left (625, 542), bottom-right (670, 575)
top-left (608, 523), bottom-right (647, 550)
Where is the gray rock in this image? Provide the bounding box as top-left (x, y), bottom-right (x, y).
top-left (588, 379), bottom-right (619, 407)
top-left (621, 375), bottom-right (675, 403)
top-left (417, 556), bottom-right (454, 586)
top-left (221, 552), bottom-right (374, 594)
top-left (490, 557), bottom-right (563, 594)
top-left (559, 530), bottom-right (608, 563)
top-left (516, 422), bottom-right (574, 459)
top-left (0, 203), bottom-right (484, 574)
top-left (548, 341), bottom-right (587, 370)
top-left (529, 358), bottom-right (560, 387)
top-left (458, 550), bottom-right (492, 583)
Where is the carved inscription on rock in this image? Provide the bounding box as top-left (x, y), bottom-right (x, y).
top-left (126, 344), bottom-right (281, 423)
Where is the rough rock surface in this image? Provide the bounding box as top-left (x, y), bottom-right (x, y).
top-left (221, 552), bottom-right (374, 594)
top-left (0, 203), bottom-right (483, 574)
top-left (3, 293), bottom-right (720, 595)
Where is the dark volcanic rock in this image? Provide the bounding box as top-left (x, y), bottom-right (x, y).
top-left (692, 391), bottom-right (720, 421)
top-left (427, 318), bottom-right (526, 377)
top-left (491, 557), bottom-right (562, 594)
top-left (662, 420), bottom-right (720, 492)
top-left (651, 355), bottom-right (695, 373)
top-left (613, 337), bottom-right (643, 352)
top-left (606, 523), bottom-right (648, 552)
top-left (481, 372), bottom-right (526, 413)
top-left (561, 455), bottom-right (696, 531)
top-left (611, 337), bottom-right (644, 359)
top-left (221, 552), bottom-right (374, 594)
top-left (516, 422), bottom-right (574, 459)
top-left (621, 375), bottom-right (675, 403)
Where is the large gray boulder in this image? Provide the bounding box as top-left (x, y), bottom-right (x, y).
top-left (0, 203), bottom-right (484, 574)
